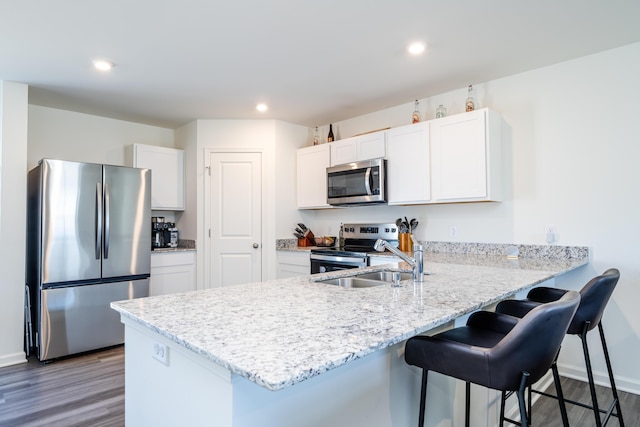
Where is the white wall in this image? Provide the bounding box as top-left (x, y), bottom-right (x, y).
top-left (0, 81), bottom-right (28, 367)
top-left (181, 119), bottom-right (308, 290)
top-left (306, 42), bottom-right (640, 394)
top-left (27, 105), bottom-right (174, 170)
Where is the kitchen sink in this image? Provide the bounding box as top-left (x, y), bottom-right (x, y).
top-left (353, 271), bottom-right (413, 282)
top-left (316, 271), bottom-right (412, 288)
top-left (317, 277), bottom-right (387, 288)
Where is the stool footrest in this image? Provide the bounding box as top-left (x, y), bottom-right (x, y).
top-left (531, 388), bottom-right (621, 425)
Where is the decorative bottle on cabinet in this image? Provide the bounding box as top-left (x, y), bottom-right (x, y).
top-left (412, 100), bottom-right (421, 123)
top-left (465, 85), bottom-right (476, 112)
top-left (327, 124), bottom-right (334, 142)
top-left (436, 104), bottom-right (447, 118)
top-left (312, 127), bottom-right (320, 145)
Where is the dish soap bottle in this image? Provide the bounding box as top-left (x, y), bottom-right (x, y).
top-left (465, 85), bottom-right (476, 112)
top-left (338, 223), bottom-right (344, 248)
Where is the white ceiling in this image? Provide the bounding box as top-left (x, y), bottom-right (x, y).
top-left (2, 0), bottom-right (640, 129)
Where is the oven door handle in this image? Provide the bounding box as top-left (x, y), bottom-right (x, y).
top-left (364, 167), bottom-right (373, 195)
top-left (310, 253), bottom-right (367, 265)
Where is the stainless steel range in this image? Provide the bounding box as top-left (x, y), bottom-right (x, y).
top-left (310, 223), bottom-right (399, 273)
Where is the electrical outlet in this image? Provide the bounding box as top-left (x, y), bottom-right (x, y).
top-left (152, 342), bottom-right (169, 365)
top-left (449, 225), bottom-right (458, 238)
top-left (545, 225), bottom-right (558, 244)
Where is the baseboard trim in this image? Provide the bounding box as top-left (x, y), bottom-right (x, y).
top-left (558, 362), bottom-right (640, 396)
top-left (0, 351), bottom-right (27, 368)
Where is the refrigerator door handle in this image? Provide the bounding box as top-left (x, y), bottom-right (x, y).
top-left (95, 183), bottom-right (102, 259)
top-left (104, 183), bottom-right (110, 259)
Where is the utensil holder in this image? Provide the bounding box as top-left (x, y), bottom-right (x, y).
top-left (399, 233), bottom-right (413, 252)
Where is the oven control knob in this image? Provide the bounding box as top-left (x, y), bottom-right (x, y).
top-left (320, 266), bottom-right (327, 273)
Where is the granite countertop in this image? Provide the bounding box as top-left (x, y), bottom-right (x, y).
top-left (151, 247), bottom-right (196, 253)
top-left (151, 239), bottom-right (196, 253)
top-left (112, 246), bottom-right (588, 392)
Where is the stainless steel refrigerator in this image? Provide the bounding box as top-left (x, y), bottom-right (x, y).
top-left (26, 159), bottom-right (151, 361)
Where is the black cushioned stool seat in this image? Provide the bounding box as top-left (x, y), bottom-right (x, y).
top-left (405, 291), bottom-right (580, 427)
top-left (495, 268), bottom-right (624, 427)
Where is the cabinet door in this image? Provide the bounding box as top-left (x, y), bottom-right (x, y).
top-left (430, 109), bottom-right (502, 202)
top-left (296, 144), bottom-right (331, 209)
top-left (133, 144), bottom-right (185, 210)
top-left (150, 252), bottom-right (195, 296)
top-left (387, 122), bottom-right (430, 205)
top-left (368, 255), bottom-right (401, 267)
top-left (330, 137), bottom-right (358, 165)
top-left (357, 131), bottom-right (386, 161)
top-left (276, 251), bottom-right (311, 278)
top-left (330, 131), bottom-right (386, 166)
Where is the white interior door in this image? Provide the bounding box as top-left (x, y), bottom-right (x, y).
top-left (208, 152), bottom-right (262, 288)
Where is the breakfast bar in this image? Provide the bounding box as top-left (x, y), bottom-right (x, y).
top-left (111, 245), bottom-right (588, 427)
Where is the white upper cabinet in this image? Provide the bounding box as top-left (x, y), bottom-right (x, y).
top-left (133, 144), bottom-right (185, 210)
top-left (296, 144), bottom-right (331, 209)
top-left (330, 130), bottom-right (386, 166)
top-left (387, 122), bottom-right (430, 205)
top-left (429, 108), bottom-right (503, 203)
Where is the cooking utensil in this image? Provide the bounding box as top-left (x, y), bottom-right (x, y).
top-left (298, 223), bottom-right (308, 231)
top-left (295, 227), bottom-right (304, 235)
top-left (410, 219), bottom-right (419, 232)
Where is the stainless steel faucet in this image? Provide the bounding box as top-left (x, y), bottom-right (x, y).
top-left (374, 239), bottom-right (424, 283)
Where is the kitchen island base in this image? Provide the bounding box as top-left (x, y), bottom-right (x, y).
top-left (122, 316), bottom-right (518, 427)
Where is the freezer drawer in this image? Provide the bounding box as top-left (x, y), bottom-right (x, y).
top-left (38, 278), bottom-right (149, 361)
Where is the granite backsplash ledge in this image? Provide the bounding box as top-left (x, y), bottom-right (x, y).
top-left (423, 241), bottom-right (589, 261)
top-left (276, 238), bottom-right (589, 262)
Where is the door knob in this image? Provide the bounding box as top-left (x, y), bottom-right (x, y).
top-left (252, 243), bottom-right (260, 249)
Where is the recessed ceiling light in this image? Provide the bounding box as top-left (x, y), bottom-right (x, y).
top-left (407, 42), bottom-right (426, 56)
top-left (93, 59), bottom-right (113, 71)
top-left (256, 103), bottom-right (268, 112)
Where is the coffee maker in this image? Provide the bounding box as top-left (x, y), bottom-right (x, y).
top-left (152, 217), bottom-right (179, 249)
top-left (152, 217), bottom-right (165, 249)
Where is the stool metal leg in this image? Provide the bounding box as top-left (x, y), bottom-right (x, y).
top-left (500, 391), bottom-right (507, 426)
top-left (551, 360), bottom-right (570, 427)
top-left (465, 382), bottom-right (471, 427)
top-left (581, 322), bottom-right (603, 427)
top-left (517, 372), bottom-right (530, 427)
top-left (419, 371), bottom-right (428, 427)
top-left (599, 321), bottom-right (625, 427)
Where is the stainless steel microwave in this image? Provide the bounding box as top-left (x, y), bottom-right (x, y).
top-left (327, 158), bottom-right (387, 206)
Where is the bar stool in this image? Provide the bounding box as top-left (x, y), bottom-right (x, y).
top-left (496, 268), bottom-right (623, 427)
top-left (405, 291), bottom-right (580, 427)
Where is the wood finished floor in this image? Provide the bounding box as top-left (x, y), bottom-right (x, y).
top-left (0, 346), bottom-right (638, 426)
top-left (529, 375), bottom-right (639, 427)
top-left (0, 346), bottom-right (124, 427)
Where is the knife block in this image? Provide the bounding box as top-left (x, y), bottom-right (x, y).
top-left (297, 237), bottom-right (314, 247)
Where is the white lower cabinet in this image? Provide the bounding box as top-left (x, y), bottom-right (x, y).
top-left (368, 255), bottom-right (402, 267)
top-left (150, 251), bottom-right (196, 296)
top-left (276, 250), bottom-right (310, 278)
